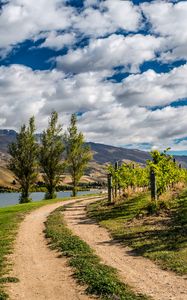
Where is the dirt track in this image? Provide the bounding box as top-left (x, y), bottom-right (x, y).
top-left (64, 199), bottom-right (187, 300)
top-left (5, 197), bottom-right (102, 300)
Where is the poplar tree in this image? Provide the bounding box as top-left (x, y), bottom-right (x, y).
top-left (39, 111), bottom-right (64, 199)
top-left (8, 117), bottom-right (38, 203)
top-left (65, 114), bottom-right (92, 197)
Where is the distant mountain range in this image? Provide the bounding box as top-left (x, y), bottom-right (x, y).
top-left (1, 129), bottom-right (187, 168)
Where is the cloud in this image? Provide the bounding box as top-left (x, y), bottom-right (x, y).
top-left (1, 1), bottom-right (187, 152)
top-left (56, 34), bottom-right (163, 73)
top-left (0, 0), bottom-right (142, 56)
top-left (142, 1), bottom-right (187, 62)
top-left (39, 32), bottom-right (76, 50)
top-left (0, 0), bottom-right (74, 51)
top-left (73, 0), bottom-right (141, 37)
top-left (115, 64), bottom-right (187, 107)
top-left (0, 64), bottom-right (114, 129)
top-left (79, 105), bottom-right (187, 148)
top-left (1, 63), bottom-right (187, 151)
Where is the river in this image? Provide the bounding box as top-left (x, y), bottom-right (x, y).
top-left (0, 190), bottom-right (100, 208)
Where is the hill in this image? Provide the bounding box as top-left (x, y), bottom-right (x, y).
top-left (0, 130), bottom-right (151, 164)
top-left (87, 142), bottom-right (151, 164)
top-left (1, 129), bottom-right (187, 187)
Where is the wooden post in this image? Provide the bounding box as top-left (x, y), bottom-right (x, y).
top-left (114, 161), bottom-right (119, 199)
top-left (107, 173), bottom-right (113, 204)
top-left (150, 169), bottom-right (157, 201)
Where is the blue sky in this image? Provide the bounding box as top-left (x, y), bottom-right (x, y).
top-left (0, 0), bottom-right (187, 154)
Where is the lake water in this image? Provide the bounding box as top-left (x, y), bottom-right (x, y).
top-left (0, 190), bottom-right (99, 208)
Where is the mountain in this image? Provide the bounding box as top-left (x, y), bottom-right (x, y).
top-left (0, 130), bottom-right (151, 164)
top-left (0, 129), bottom-right (17, 152)
top-left (87, 142), bottom-right (151, 164)
top-left (1, 130), bottom-right (187, 187)
top-left (1, 129), bottom-right (187, 166)
top-left (88, 142), bottom-right (187, 168)
top-left (173, 155), bottom-right (187, 168)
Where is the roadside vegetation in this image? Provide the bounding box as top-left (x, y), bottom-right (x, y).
top-left (109, 149), bottom-right (187, 203)
top-left (87, 189), bottom-right (187, 276)
top-left (45, 205), bottom-right (149, 300)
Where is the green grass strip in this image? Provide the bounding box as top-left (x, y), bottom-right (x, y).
top-left (87, 192), bottom-right (187, 275)
top-left (45, 206), bottom-right (149, 300)
top-left (0, 194), bottom-right (98, 299)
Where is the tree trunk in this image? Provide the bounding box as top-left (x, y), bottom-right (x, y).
top-left (20, 184), bottom-right (30, 203)
top-left (45, 184), bottom-right (56, 199)
top-left (72, 184), bottom-right (77, 197)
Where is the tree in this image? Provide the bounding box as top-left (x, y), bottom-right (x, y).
top-left (39, 111), bottom-right (64, 199)
top-left (65, 114), bottom-right (92, 197)
top-left (8, 117), bottom-right (38, 203)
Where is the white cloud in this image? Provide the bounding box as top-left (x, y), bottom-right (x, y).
top-left (115, 64), bottom-right (187, 107)
top-left (56, 34), bottom-right (163, 73)
top-left (0, 0), bottom-right (74, 51)
top-left (0, 0), bottom-right (142, 56)
top-left (142, 1), bottom-right (187, 62)
top-left (1, 1), bottom-right (187, 151)
top-left (79, 105), bottom-right (187, 148)
top-left (0, 65), bottom-right (114, 129)
top-left (101, 0), bottom-right (141, 32)
top-left (40, 32), bottom-right (76, 50)
top-left (0, 64), bottom-right (64, 128)
top-left (1, 64), bottom-right (187, 151)
top-left (74, 0), bottom-right (141, 37)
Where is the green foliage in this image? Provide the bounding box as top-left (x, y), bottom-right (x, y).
top-left (108, 162), bottom-right (149, 190)
top-left (65, 114), bottom-right (92, 197)
top-left (0, 290), bottom-right (8, 300)
top-left (145, 200), bottom-right (172, 215)
top-left (108, 150), bottom-right (187, 201)
top-left (45, 206), bottom-right (148, 300)
top-left (145, 201), bottom-right (159, 215)
top-left (39, 111), bottom-right (65, 199)
top-left (0, 277), bottom-right (19, 283)
top-left (148, 150), bottom-right (187, 197)
top-left (8, 117), bottom-right (38, 203)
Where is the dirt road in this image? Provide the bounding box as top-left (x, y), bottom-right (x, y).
top-left (64, 199), bottom-right (187, 300)
top-left (6, 197), bottom-right (102, 300)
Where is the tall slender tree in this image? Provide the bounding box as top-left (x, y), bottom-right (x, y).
top-left (39, 111), bottom-right (64, 199)
top-left (65, 114), bottom-right (92, 197)
top-left (8, 117), bottom-right (38, 203)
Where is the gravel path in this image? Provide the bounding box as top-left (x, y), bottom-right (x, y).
top-left (5, 197), bottom-right (102, 300)
top-left (64, 199), bottom-right (187, 300)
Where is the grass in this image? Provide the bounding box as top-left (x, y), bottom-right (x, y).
top-left (45, 206), bottom-right (149, 300)
top-left (87, 191), bottom-right (187, 275)
top-left (0, 193), bottom-right (98, 299)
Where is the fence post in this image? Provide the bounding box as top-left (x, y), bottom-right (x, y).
top-left (107, 173), bottom-right (113, 204)
top-left (114, 161), bottom-right (119, 199)
top-left (150, 169), bottom-right (157, 201)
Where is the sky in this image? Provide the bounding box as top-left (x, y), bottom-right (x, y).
top-left (0, 0), bottom-right (187, 154)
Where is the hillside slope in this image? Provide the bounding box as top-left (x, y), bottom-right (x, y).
top-left (1, 130), bottom-right (187, 187)
top-left (87, 142), bottom-right (151, 164)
